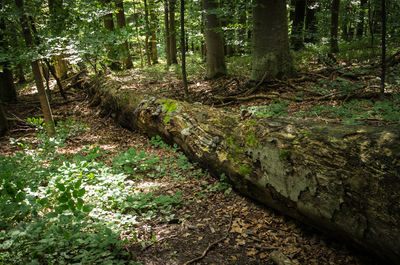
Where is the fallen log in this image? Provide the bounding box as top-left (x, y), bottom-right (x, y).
top-left (83, 75), bottom-right (400, 263)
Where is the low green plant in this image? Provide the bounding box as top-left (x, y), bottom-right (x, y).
top-left (0, 120), bottom-right (185, 264)
top-left (244, 100), bottom-right (290, 118)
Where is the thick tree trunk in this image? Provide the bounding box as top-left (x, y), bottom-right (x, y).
top-left (16, 0), bottom-right (55, 135)
top-left (203, 0), bottom-right (226, 79)
top-left (330, 0), bottom-right (340, 53)
top-left (0, 101), bottom-right (7, 136)
top-left (251, 0), bottom-right (294, 81)
top-left (0, 66), bottom-right (17, 103)
top-left (291, 0), bottom-right (306, 50)
top-left (169, 0), bottom-right (178, 64)
top-left (85, 77), bottom-right (400, 264)
top-left (115, 0), bottom-right (134, 69)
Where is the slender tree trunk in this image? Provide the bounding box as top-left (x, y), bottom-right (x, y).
top-left (149, 1), bottom-right (158, 64)
top-left (251, 0), bottom-right (294, 81)
top-left (291, 0), bottom-right (306, 50)
top-left (144, 0), bottom-right (151, 65)
top-left (0, 1), bottom-right (17, 102)
top-left (29, 16), bottom-right (67, 99)
top-left (48, 0), bottom-right (69, 79)
top-left (0, 100), bottom-right (8, 136)
top-left (15, 0), bottom-right (55, 135)
top-left (169, 0), bottom-right (178, 64)
top-left (16, 64), bottom-right (26, 84)
top-left (102, 0), bottom-right (120, 70)
top-left (330, 0), bottom-right (340, 53)
top-left (180, 0), bottom-right (189, 100)
top-left (237, 2), bottom-right (247, 54)
top-left (356, 0), bottom-right (367, 38)
top-left (115, 0), bottom-right (133, 69)
top-left (164, 0), bottom-right (172, 66)
top-left (203, 0), bottom-right (226, 79)
top-left (304, 0), bottom-right (317, 43)
top-left (133, 3), bottom-right (144, 67)
top-left (200, 11), bottom-right (206, 59)
top-left (380, 0), bottom-right (386, 96)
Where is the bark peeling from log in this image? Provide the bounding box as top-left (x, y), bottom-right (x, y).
top-left (83, 76), bottom-right (400, 263)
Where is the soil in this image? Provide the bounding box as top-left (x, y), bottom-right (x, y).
top-left (0, 66), bottom-right (392, 265)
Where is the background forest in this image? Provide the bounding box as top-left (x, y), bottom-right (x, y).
top-left (0, 0), bottom-right (400, 264)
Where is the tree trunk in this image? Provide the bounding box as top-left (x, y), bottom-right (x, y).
top-left (15, 0), bottom-right (55, 135)
top-left (304, 0), bottom-right (318, 43)
top-left (115, 0), bottom-right (134, 69)
top-left (0, 100), bottom-right (8, 136)
top-left (330, 0), bottom-right (340, 53)
top-left (149, 1), bottom-right (158, 64)
top-left (356, 0), bottom-right (367, 38)
top-left (164, 0), bottom-right (172, 66)
top-left (203, 0), bottom-right (226, 79)
top-left (85, 77), bottom-right (400, 264)
top-left (291, 0), bottom-right (306, 50)
top-left (103, 0), bottom-right (120, 70)
top-left (169, 0), bottom-right (178, 64)
top-left (380, 0), bottom-right (386, 96)
top-left (0, 2), bottom-right (17, 102)
top-left (251, 0), bottom-right (294, 81)
top-left (144, 0), bottom-right (152, 65)
top-left (16, 64), bottom-right (26, 84)
top-left (180, 0), bottom-right (189, 100)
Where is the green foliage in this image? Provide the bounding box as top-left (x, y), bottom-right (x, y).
top-left (207, 173), bottom-right (232, 194)
top-left (0, 120), bottom-right (184, 264)
top-left (299, 98), bottom-right (400, 125)
top-left (244, 100), bottom-right (290, 118)
top-left (113, 148), bottom-right (159, 177)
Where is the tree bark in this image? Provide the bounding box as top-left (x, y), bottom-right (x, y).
top-left (0, 1), bottom-right (17, 102)
top-left (356, 0), bottom-right (367, 38)
top-left (149, 1), bottom-right (158, 64)
top-left (291, 0), bottom-right (306, 50)
top-left (102, 0), bottom-right (120, 70)
top-left (304, 0), bottom-right (318, 43)
top-left (330, 0), bottom-right (340, 53)
top-left (380, 0), bottom-right (386, 96)
top-left (180, 0), bottom-right (189, 100)
top-left (251, 0), bottom-right (294, 81)
top-left (164, 0), bottom-right (172, 66)
top-left (169, 0), bottom-right (178, 64)
top-left (85, 77), bottom-right (400, 264)
top-left (144, 0), bottom-right (152, 65)
top-left (115, 0), bottom-right (133, 69)
top-left (0, 100), bottom-right (7, 136)
top-left (15, 0), bottom-right (55, 135)
top-left (203, 0), bottom-right (226, 79)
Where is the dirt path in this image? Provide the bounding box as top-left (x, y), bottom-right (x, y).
top-left (0, 85), bottom-right (382, 265)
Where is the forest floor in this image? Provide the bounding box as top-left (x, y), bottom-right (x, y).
top-left (1, 57), bottom-right (396, 264)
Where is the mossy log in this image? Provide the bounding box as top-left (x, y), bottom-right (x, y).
top-left (84, 77), bottom-right (400, 263)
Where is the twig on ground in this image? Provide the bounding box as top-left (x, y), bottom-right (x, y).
top-left (183, 211), bottom-right (234, 265)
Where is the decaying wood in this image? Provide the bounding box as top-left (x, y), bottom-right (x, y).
top-left (83, 76), bottom-right (400, 263)
top-left (270, 250), bottom-right (293, 265)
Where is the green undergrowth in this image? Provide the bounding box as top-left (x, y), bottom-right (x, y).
top-left (241, 96), bottom-right (400, 126)
top-left (1, 119), bottom-right (210, 264)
